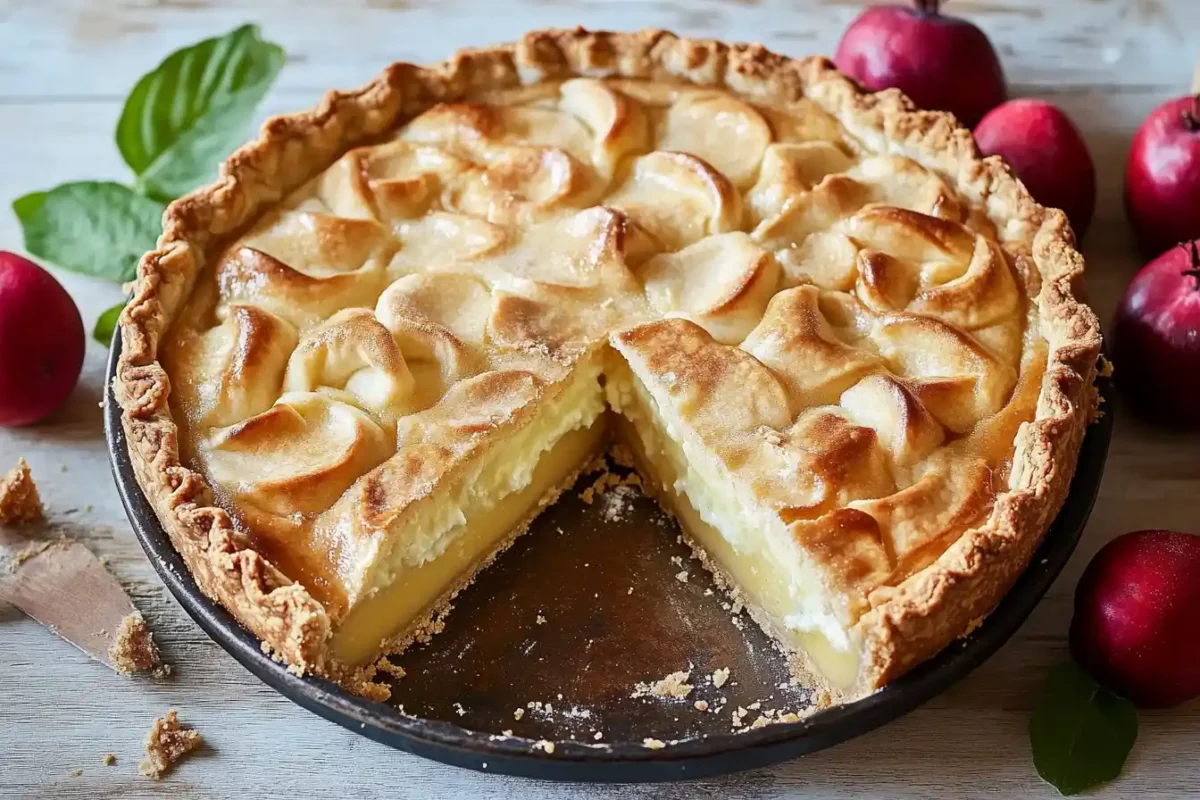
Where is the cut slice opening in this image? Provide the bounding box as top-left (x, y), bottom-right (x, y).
top-left (604, 354), bottom-right (862, 690)
top-left (326, 343), bottom-right (863, 693)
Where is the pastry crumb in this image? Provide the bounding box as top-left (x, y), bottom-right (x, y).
top-left (674, 570), bottom-right (688, 583)
top-left (532, 740), bottom-right (555, 754)
top-left (711, 667), bottom-right (730, 688)
top-left (535, 614), bottom-right (546, 625)
top-left (0, 458), bottom-right (43, 525)
top-left (632, 670), bottom-right (693, 700)
top-left (693, 700), bottom-right (709, 712)
top-left (642, 738), bottom-right (666, 750)
top-left (109, 612), bottom-right (163, 677)
top-left (600, 484), bottom-right (637, 522)
top-left (103, 753), bottom-right (117, 766)
top-left (374, 656), bottom-right (407, 680)
top-left (139, 710), bottom-right (201, 779)
top-left (581, 467), bottom-right (641, 515)
top-left (513, 708), bottom-right (525, 721)
top-left (6, 537), bottom-right (69, 573)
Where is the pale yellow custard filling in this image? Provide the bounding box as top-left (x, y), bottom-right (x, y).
top-left (329, 353), bottom-right (609, 664)
top-left (331, 418), bottom-right (607, 664)
top-left (605, 359), bottom-right (861, 689)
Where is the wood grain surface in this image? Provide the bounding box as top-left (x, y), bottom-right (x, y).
top-left (2, 1), bottom-right (1199, 797)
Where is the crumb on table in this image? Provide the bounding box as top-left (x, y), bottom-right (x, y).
top-left (0, 458), bottom-right (43, 525)
top-left (139, 710), bottom-right (202, 779)
top-left (108, 612), bottom-right (164, 677)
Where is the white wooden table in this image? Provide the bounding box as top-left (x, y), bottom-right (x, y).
top-left (2, 1), bottom-right (1198, 797)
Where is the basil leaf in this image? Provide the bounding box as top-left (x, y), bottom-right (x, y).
top-left (13, 182), bottom-right (164, 283)
top-left (116, 24), bottom-right (285, 201)
top-left (93, 302), bottom-right (126, 345)
top-left (1030, 661), bottom-right (1138, 795)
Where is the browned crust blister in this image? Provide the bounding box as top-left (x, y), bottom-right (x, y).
top-left (114, 28), bottom-right (1100, 694)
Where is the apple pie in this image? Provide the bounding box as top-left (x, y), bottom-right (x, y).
top-left (113, 28), bottom-right (1100, 699)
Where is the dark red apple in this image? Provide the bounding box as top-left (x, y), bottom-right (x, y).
top-left (1071, 529), bottom-right (1200, 708)
top-left (1111, 240), bottom-right (1200, 425)
top-left (0, 251), bottom-right (85, 427)
top-left (974, 99), bottom-right (1096, 240)
top-left (1125, 94), bottom-right (1200, 256)
top-left (833, 0), bottom-right (1006, 128)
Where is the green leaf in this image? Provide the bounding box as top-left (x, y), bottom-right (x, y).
top-left (116, 24), bottom-right (285, 201)
top-left (12, 190), bottom-right (47, 221)
top-left (93, 302), bottom-right (126, 345)
top-left (13, 182), bottom-right (164, 283)
top-left (1030, 662), bottom-right (1138, 796)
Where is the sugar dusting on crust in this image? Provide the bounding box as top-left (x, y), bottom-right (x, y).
top-left (0, 458), bottom-right (43, 526)
top-left (139, 710), bottom-right (201, 779)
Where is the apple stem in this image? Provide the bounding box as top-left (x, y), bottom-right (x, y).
top-left (1185, 96), bottom-right (1200, 133)
top-left (914, 0), bottom-right (941, 15)
top-left (1182, 241), bottom-right (1200, 291)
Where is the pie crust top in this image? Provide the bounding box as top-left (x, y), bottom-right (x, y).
top-left (114, 28), bottom-right (1100, 696)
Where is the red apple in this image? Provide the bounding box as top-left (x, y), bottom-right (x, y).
top-left (1111, 240), bottom-right (1200, 425)
top-left (974, 99), bottom-right (1096, 240)
top-left (0, 251), bottom-right (85, 427)
top-left (1070, 529), bottom-right (1200, 708)
top-left (1125, 94), bottom-right (1200, 257)
top-left (833, 0), bottom-right (1006, 128)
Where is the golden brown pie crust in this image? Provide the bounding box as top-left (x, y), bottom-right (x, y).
top-left (0, 458), bottom-right (44, 526)
top-left (113, 28), bottom-right (1100, 696)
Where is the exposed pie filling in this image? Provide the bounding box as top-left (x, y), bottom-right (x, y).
top-left (161, 74), bottom-right (1048, 690)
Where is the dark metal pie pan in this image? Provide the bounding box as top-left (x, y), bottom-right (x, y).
top-left (105, 337), bottom-right (1113, 782)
